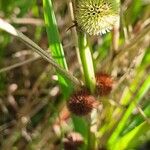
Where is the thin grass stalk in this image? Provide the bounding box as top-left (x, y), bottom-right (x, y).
top-left (112, 121), bottom-right (150, 149)
top-left (68, 0), bottom-right (83, 74)
top-left (122, 104), bottom-right (150, 135)
top-left (107, 73), bottom-right (150, 147)
top-left (0, 19), bottom-right (81, 87)
top-left (0, 56), bottom-right (40, 73)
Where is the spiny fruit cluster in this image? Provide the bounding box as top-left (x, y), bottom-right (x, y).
top-left (75, 0), bottom-right (119, 35)
top-left (96, 73), bottom-right (113, 96)
top-left (67, 89), bottom-right (96, 116)
top-left (67, 73), bottom-right (113, 116)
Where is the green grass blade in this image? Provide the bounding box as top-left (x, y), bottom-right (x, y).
top-left (113, 121), bottom-right (150, 150)
top-left (43, 0), bottom-right (72, 91)
top-left (121, 104), bottom-right (150, 136)
top-left (108, 74), bottom-right (150, 147)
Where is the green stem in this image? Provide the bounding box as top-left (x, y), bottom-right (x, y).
top-left (78, 33), bottom-right (96, 93)
top-left (0, 19), bottom-right (81, 87)
top-left (78, 32), bottom-right (96, 149)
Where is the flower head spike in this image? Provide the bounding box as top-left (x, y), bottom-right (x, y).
top-left (67, 89), bottom-right (96, 116)
top-left (75, 0), bottom-right (119, 35)
top-left (96, 73), bottom-right (113, 96)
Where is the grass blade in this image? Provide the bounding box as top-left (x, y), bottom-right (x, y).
top-left (121, 104), bottom-right (150, 136)
top-left (108, 74), bottom-right (150, 147)
top-left (43, 0), bottom-right (71, 91)
top-left (0, 18), bottom-right (81, 87)
top-left (113, 122), bottom-right (150, 149)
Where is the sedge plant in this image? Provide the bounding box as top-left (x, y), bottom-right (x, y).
top-left (0, 0), bottom-right (150, 150)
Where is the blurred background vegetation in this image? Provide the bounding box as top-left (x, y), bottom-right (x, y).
top-left (0, 0), bottom-right (150, 149)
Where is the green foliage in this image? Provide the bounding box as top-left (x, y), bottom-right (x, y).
top-left (43, 1), bottom-right (90, 149)
top-left (0, 0), bottom-right (150, 149)
top-left (43, 0), bottom-right (73, 92)
top-left (125, 0), bottom-right (143, 25)
top-left (108, 74), bottom-right (150, 148)
top-left (113, 122), bottom-right (150, 149)
top-left (0, 0), bottom-right (35, 17)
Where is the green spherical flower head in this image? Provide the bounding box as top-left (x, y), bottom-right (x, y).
top-left (75, 0), bottom-right (119, 35)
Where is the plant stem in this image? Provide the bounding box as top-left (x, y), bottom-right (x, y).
top-left (0, 56), bottom-right (40, 73)
top-left (77, 32), bottom-right (96, 149)
top-left (78, 32), bottom-right (96, 93)
top-left (0, 19), bottom-right (82, 88)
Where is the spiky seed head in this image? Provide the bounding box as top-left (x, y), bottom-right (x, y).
top-left (75, 0), bottom-right (119, 35)
top-left (96, 73), bottom-right (113, 96)
top-left (63, 132), bottom-right (84, 150)
top-left (67, 90), bottom-right (96, 116)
